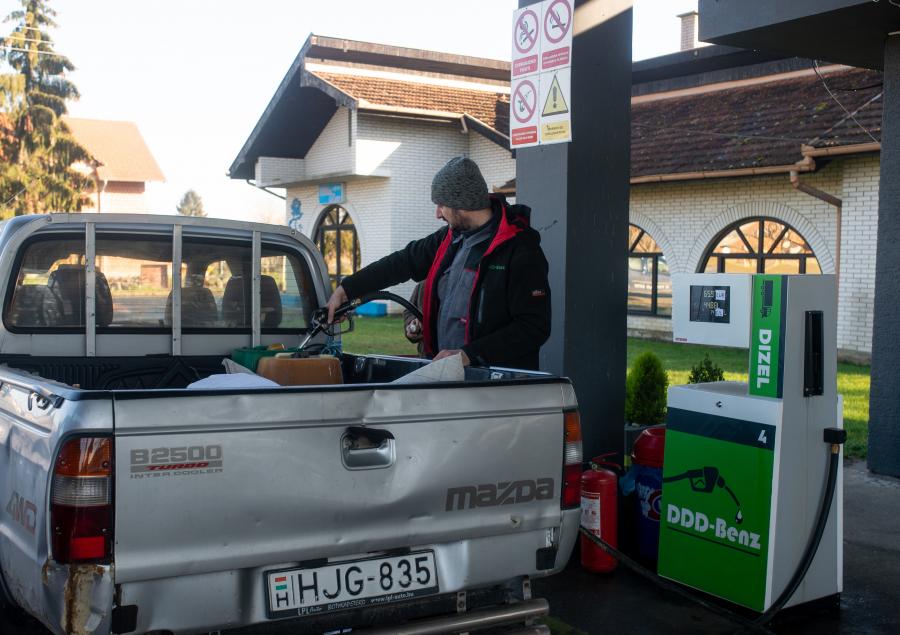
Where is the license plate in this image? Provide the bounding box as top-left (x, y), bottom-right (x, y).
top-left (266, 551), bottom-right (439, 618)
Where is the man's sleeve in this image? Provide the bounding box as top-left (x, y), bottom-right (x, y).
top-left (461, 242), bottom-right (551, 366)
top-left (341, 229), bottom-right (445, 300)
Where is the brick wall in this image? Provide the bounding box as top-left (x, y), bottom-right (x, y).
top-left (304, 107), bottom-right (354, 178)
top-left (628, 157), bottom-right (880, 357)
top-left (282, 106), bottom-right (880, 357)
top-left (467, 133), bottom-right (515, 197)
top-left (256, 157), bottom-right (305, 187)
top-left (837, 156), bottom-right (880, 357)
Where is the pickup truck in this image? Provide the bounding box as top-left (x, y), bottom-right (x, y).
top-left (0, 214), bottom-right (581, 635)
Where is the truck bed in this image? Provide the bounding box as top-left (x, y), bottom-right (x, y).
top-left (0, 352), bottom-right (539, 391)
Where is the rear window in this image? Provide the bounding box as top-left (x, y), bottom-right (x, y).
top-left (5, 233), bottom-right (318, 332)
top-left (7, 236), bottom-right (86, 328)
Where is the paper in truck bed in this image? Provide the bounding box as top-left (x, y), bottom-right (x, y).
top-left (392, 353), bottom-right (466, 384)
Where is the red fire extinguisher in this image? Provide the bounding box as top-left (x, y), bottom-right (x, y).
top-left (580, 453), bottom-right (619, 573)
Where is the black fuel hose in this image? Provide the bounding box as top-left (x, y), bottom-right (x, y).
top-left (300, 290), bottom-right (425, 352)
top-left (750, 431), bottom-right (844, 627)
top-left (578, 528), bottom-right (775, 635)
top-left (352, 291), bottom-right (423, 321)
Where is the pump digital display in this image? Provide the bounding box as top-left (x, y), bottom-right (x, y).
top-left (689, 286), bottom-right (730, 323)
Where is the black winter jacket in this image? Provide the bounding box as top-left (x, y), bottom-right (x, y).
top-left (340, 196), bottom-right (551, 370)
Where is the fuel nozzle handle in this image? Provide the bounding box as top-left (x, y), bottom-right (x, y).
top-left (664, 466), bottom-right (744, 524)
top-left (663, 466), bottom-right (719, 493)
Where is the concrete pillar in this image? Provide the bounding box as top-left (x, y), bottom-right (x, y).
top-left (516, 0), bottom-right (633, 459)
top-left (868, 34), bottom-right (900, 477)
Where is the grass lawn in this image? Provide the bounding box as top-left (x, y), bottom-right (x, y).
top-left (343, 317), bottom-right (871, 458)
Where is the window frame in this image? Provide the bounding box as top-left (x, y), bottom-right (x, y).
top-left (700, 217), bottom-right (820, 275)
top-left (314, 205), bottom-right (360, 287)
top-left (3, 231), bottom-right (318, 336)
top-left (627, 225), bottom-right (670, 318)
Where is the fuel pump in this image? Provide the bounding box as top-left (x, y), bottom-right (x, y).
top-left (658, 273), bottom-right (843, 614)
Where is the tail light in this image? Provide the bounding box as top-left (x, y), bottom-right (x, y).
top-left (50, 436), bottom-right (113, 564)
top-left (562, 410), bottom-right (583, 509)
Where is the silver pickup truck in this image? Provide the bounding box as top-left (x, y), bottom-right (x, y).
top-left (0, 214), bottom-right (581, 635)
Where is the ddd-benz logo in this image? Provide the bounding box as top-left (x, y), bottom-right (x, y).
top-left (445, 478), bottom-right (554, 511)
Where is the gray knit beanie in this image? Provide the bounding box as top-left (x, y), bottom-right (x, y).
top-left (431, 157), bottom-right (490, 210)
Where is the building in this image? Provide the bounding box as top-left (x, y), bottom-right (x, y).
top-left (64, 117), bottom-right (165, 214)
top-left (230, 28), bottom-right (882, 361)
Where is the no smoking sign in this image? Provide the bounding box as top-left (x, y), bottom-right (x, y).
top-left (510, 77), bottom-right (539, 147)
top-left (512, 7), bottom-right (539, 77)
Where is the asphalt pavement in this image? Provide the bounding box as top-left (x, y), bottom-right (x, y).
top-left (533, 459), bottom-right (900, 635)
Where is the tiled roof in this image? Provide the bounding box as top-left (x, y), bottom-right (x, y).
top-left (314, 67), bottom-right (882, 179)
top-left (311, 71), bottom-right (510, 135)
top-left (631, 68), bottom-right (883, 178)
top-left (62, 117), bottom-right (165, 183)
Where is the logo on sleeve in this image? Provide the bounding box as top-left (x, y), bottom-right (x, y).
top-left (532, 289), bottom-right (547, 297)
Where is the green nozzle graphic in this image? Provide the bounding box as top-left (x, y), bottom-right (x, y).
top-left (663, 466), bottom-right (744, 524)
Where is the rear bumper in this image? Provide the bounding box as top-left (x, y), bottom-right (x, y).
top-left (117, 520), bottom-right (577, 634)
top-left (360, 598), bottom-right (549, 634)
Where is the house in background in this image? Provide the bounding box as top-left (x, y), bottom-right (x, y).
top-left (228, 35), bottom-right (514, 302)
top-left (63, 117), bottom-right (165, 214)
top-left (230, 21), bottom-right (882, 361)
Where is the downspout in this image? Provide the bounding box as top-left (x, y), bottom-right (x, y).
top-left (790, 170), bottom-right (842, 292)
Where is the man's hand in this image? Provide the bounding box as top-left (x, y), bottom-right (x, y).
top-left (405, 318), bottom-right (424, 343)
top-left (325, 285), bottom-right (349, 324)
top-left (433, 349), bottom-right (470, 366)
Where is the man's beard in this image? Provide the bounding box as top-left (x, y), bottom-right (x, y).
top-left (445, 209), bottom-right (473, 232)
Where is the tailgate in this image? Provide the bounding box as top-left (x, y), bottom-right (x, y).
top-left (111, 381), bottom-right (569, 583)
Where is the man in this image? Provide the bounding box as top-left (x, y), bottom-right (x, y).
top-left (325, 156), bottom-right (550, 370)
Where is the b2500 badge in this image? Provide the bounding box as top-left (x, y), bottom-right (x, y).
top-left (130, 444), bottom-right (223, 478)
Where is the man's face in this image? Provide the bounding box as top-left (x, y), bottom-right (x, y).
top-left (435, 204), bottom-right (469, 231)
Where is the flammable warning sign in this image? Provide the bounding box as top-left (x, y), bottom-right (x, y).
top-left (538, 68), bottom-right (572, 144)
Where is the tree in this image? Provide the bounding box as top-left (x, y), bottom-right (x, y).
top-left (0, 0), bottom-right (92, 217)
top-left (624, 351), bottom-right (668, 425)
top-left (176, 189), bottom-right (206, 217)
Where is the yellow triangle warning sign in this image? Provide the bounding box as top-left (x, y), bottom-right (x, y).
top-left (542, 74), bottom-right (569, 116)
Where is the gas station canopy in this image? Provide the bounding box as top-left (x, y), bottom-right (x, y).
top-left (699, 0), bottom-right (900, 70)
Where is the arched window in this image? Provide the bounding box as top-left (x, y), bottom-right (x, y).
top-left (701, 217), bottom-right (821, 274)
top-left (314, 206), bottom-right (360, 288)
top-left (628, 224), bottom-right (671, 316)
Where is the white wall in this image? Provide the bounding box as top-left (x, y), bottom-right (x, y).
top-left (468, 133), bottom-right (516, 196)
top-left (286, 111), bottom-right (516, 308)
top-left (304, 107), bottom-right (355, 178)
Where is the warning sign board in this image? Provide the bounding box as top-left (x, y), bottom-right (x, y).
top-left (511, 6), bottom-right (540, 78)
top-left (510, 77), bottom-right (540, 148)
top-left (539, 68), bottom-right (571, 144)
top-left (510, 0), bottom-right (573, 148)
top-left (541, 73), bottom-right (569, 116)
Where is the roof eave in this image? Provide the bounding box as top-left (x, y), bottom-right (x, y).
top-left (462, 114), bottom-right (511, 153)
top-left (228, 35), bottom-right (358, 180)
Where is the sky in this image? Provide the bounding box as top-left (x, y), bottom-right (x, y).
top-left (1, 0), bottom-right (698, 222)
